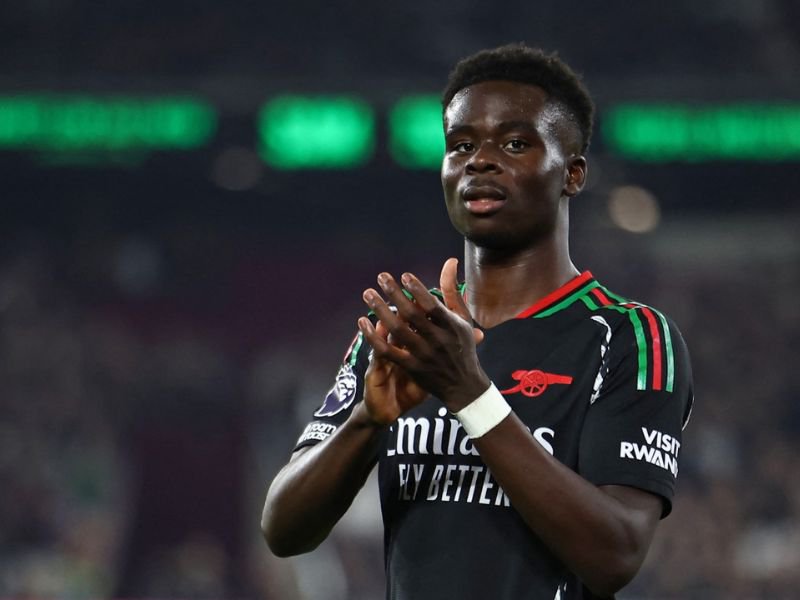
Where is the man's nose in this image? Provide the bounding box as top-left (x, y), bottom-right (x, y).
top-left (466, 144), bottom-right (502, 173)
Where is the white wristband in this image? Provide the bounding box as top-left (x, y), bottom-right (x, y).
top-left (453, 383), bottom-right (511, 439)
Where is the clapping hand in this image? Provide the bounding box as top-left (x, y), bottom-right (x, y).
top-left (358, 258), bottom-right (489, 420)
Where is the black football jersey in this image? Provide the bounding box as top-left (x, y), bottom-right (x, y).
top-left (294, 271), bottom-right (694, 600)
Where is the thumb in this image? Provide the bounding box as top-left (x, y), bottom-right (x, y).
top-left (439, 257), bottom-right (465, 316)
top-left (440, 257), bottom-right (484, 345)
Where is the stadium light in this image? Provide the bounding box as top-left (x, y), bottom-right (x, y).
top-left (603, 103), bottom-right (800, 162)
top-left (388, 95), bottom-right (444, 169)
top-left (258, 96), bottom-right (375, 169)
top-left (0, 95), bottom-right (217, 151)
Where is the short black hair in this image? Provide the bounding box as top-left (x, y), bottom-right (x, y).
top-left (442, 43), bottom-right (595, 153)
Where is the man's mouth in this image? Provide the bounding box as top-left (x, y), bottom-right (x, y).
top-left (464, 198), bottom-right (507, 215)
top-left (461, 185), bottom-right (507, 215)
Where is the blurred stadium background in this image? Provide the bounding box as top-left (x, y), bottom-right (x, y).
top-left (1, 1), bottom-right (799, 598)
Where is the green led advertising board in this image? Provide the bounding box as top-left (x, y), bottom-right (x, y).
top-left (258, 96), bottom-right (375, 169)
top-left (604, 103), bottom-right (800, 161)
top-left (388, 95), bottom-right (444, 169)
top-left (0, 95), bottom-right (216, 151)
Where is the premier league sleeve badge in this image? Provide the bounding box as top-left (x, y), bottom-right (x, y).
top-left (314, 363), bottom-right (359, 417)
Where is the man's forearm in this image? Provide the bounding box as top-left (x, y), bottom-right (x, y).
top-left (261, 403), bottom-right (385, 557)
top-left (473, 413), bottom-right (661, 597)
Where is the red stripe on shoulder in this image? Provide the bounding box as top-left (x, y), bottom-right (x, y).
top-left (590, 287), bottom-right (613, 306)
top-left (638, 307), bottom-right (663, 390)
top-left (624, 303), bottom-right (663, 391)
top-left (516, 271), bottom-right (594, 319)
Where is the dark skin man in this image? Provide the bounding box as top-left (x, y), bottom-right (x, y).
top-left (263, 79), bottom-right (663, 598)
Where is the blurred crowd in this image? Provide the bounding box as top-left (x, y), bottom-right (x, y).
top-left (0, 239), bottom-right (129, 597)
top-left (0, 214), bottom-right (798, 599)
top-left (2, 1), bottom-right (799, 598)
top-left (625, 253), bottom-right (800, 598)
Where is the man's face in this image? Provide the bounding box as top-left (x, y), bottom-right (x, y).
top-left (441, 80), bottom-right (584, 250)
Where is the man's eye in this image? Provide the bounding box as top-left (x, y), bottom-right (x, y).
top-left (504, 139), bottom-right (528, 151)
top-left (452, 142), bottom-right (475, 153)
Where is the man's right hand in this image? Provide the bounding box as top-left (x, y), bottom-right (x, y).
top-left (355, 320), bottom-right (429, 426)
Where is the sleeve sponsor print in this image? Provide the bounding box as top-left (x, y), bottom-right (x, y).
top-left (297, 421), bottom-right (338, 445)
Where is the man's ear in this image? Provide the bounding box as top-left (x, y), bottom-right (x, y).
top-left (563, 156), bottom-right (587, 197)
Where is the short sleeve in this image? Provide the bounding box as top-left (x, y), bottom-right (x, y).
top-left (578, 309), bottom-right (693, 517)
top-left (293, 327), bottom-right (372, 451)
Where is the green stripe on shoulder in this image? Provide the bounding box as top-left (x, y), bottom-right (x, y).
top-left (649, 306), bottom-right (676, 393)
top-left (580, 292), bottom-right (648, 390)
top-left (598, 285), bottom-right (629, 304)
top-left (580, 295), bottom-right (599, 311)
top-left (626, 307), bottom-right (649, 390)
top-left (625, 301), bottom-right (676, 393)
top-left (584, 286), bottom-right (676, 393)
top-left (534, 281), bottom-right (600, 318)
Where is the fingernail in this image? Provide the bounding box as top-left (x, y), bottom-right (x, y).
top-left (377, 273), bottom-right (389, 285)
top-left (401, 273), bottom-right (412, 286)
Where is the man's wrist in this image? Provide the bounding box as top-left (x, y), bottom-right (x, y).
top-left (452, 383), bottom-right (511, 439)
top-left (349, 401), bottom-right (390, 430)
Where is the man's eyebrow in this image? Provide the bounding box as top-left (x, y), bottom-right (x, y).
top-left (444, 124), bottom-right (475, 137)
top-left (496, 120), bottom-right (539, 134)
top-left (445, 121), bottom-right (541, 137)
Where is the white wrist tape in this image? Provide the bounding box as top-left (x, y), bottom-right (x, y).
top-left (454, 383), bottom-right (511, 439)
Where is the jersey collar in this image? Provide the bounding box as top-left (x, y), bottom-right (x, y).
top-left (514, 271), bottom-right (596, 319)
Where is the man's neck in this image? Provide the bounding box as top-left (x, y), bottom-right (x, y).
top-left (463, 239), bottom-right (579, 329)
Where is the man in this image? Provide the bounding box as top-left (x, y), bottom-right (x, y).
top-left (262, 44), bottom-right (693, 599)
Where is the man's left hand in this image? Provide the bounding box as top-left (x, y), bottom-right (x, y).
top-left (357, 258), bottom-right (490, 412)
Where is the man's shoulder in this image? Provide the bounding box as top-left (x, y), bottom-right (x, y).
top-left (582, 281), bottom-right (692, 398)
top-left (577, 280), bottom-right (685, 335)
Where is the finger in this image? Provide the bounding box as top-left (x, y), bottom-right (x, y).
top-left (362, 288), bottom-right (403, 332)
top-left (402, 267), bottom-right (483, 349)
top-left (439, 258), bottom-right (469, 321)
top-left (399, 271), bottom-right (462, 352)
top-left (375, 272), bottom-right (432, 334)
top-left (358, 316), bottom-right (412, 365)
top-left (376, 320), bottom-right (405, 350)
top-left (398, 272), bottom-right (446, 323)
top-left (361, 289), bottom-right (421, 352)
top-left (375, 319), bottom-right (390, 341)
top-left (439, 258), bottom-right (484, 345)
